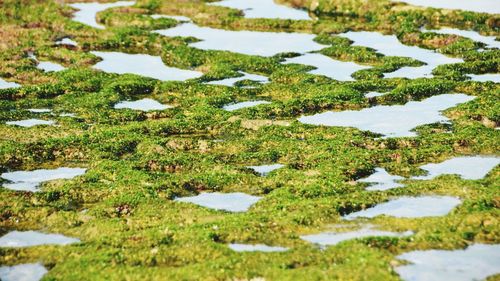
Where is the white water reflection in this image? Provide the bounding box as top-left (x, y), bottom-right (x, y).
top-left (150, 14), bottom-right (191, 22)
top-left (301, 225), bottom-right (413, 247)
top-left (0, 78), bottom-right (20, 89)
top-left (56, 38), bottom-right (78, 46)
top-left (154, 23), bottom-right (326, 57)
top-left (207, 71), bottom-right (269, 86)
top-left (343, 196), bottom-right (461, 219)
top-left (1, 167), bottom-right (87, 192)
top-left (284, 53), bottom-right (369, 81)
top-left (413, 156), bottom-right (499, 180)
top-left (68, 1), bottom-right (135, 29)
top-left (209, 0), bottom-right (311, 20)
top-left (228, 243), bottom-right (288, 252)
top-left (467, 73), bottom-right (500, 83)
top-left (28, 109), bottom-right (52, 113)
top-left (396, 244), bottom-right (500, 281)
top-left (359, 168), bottom-right (405, 191)
top-left (6, 119), bottom-right (55, 128)
top-left (247, 164), bottom-right (284, 176)
top-left (339, 31), bottom-right (463, 79)
top-left (425, 28), bottom-right (500, 49)
top-left (392, 0), bottom-right (500, 14)
top-left (365, 92), bottom-right (385, 98)
top-left (91, 51), bottom-right (203, 81)
top-left (29, 53), bottom-right (65, 72)
top-left (0, 263), bottom-right (48, 281)
top-left (298, 93), bottom-right (474, 138)
top-left (174, 192), bottom-right (262, 212)
top-left (223, 100), bottom-right (271, 111)
top-left (0, 231), bottom-right (80, 247)
top-left (114, 98), bottom-right (171, 111)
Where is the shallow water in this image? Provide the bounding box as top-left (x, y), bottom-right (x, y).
top-left (28, 108), bottom-right (52, 113)
top-left (56, 38), bottom-right (78, 46)
top-left (396, 244), bottom-right (500, 281)
top-left (207, 71), bottom-right (269, 86)
top-left (223, 100), bottom-right (271, 111)
top-left (37, 61), bottom-right (66, 72)
top-left (0, 263), bottom-right (48, 281)
top-left (6, 119), bottom-right (55, 128)
top-left (114, 98), bottom-right (171, 111)
top-left (154, 23), bottom-right (326, 57)
top-left (0, 78), bottom-right (20, 89)
top-left (392, 0), bottom-right (500, 14)
top-left (298, 93), bottom-right (474, 138)
top-left (68, 1), bottom-right (135, 29)
top-left (343, 196), bottom-right (461, 219)
top-left (150, 14), bottom-right (191, 22)
top-left (283, 53), bottom-right (370, 81)
top-left (301, 225), bottom-right (413, 247)
top-left (467, 73), bottom-right (500, 83)
top-left (365, 92), bottom-right (385, 98)
top-left (0, 231), bottom-right (80, 247)
top-left (174, 192), bottom-right (262, 212)
top-left (425, 28), bottom-right (500, 49)
top-left (209, 0), bottom-right (311, 20)
top-left (228, 243), bottom-right (288, 252)
top-left (339, 31), bottom-right (463, 79)
top-left (413, 156), bottom-right (500, 180)
top-left (1, 167), bottom-right (87, 192)
top-left (359, 168), bottom-right (405, 191)
top-left (91, 51), bottom-right (203, 81)
top-left (247, 164), bottom-right (284, 176)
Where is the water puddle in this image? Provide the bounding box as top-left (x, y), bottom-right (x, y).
top-left (413, 156), bottom-right (499, 180)
top-left (28, 109), bottom-right (52, 113)
top-left (223, 100), bottom-right (271, 111)
top-left (392, 0), bottom-right (500, 14)
top-left (6, 119), bottom-right (55, 128)
top-left (114, 98), bottom-right (171, 111)
top-left (29, 53), bottom-right (65, 72)
top-left (283, 53), bottom-right (370, 81)
top-left (0, 231), bottom-right (80, 247)
top-left (395, 244), bottom-right (500, 281)
top-left (0, 263), bottom-right (48, 281)
top-left (298, 93), bottom-right (475, 138)
top-left (209, 0), bottom-right (311, 20)
top-left (56, 38), bottom-right (78, 46)
top-left (174, 192), bottom-right (262, 212)
top-left (467, 73), bottom-right (500, 83)
top-left (207, 71), bottom-right (269, 86)
top-left (68, 1), bottom-right (135, 29)
top-left (150, 14), bottom-right (191, 22)
top-left (154, 23), bottom-right (326, 57)
top-left (247, 164), bottom-right (284, 176)
top-left (358, 168), bottom-right (405, 191)
top-left (301, 225), bottom-right (413, 247)
top-left (0, 78), bottom-right (20, 89)
top-left (1, 167), bottom-right (87, 192)
top-left (343, 196), bottom-right (461, 219)
top-left (228, 243), bottom-right (288, 252)
top-left (424, 28), bottom-right (500, 49)
top-left (365, 92), bottom-right (386, 98)
top-left (91, 51), bottom-right (203, 81)
top-left (339, 31), bottom-right (463, 79)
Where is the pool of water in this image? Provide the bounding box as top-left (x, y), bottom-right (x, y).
top-left (114, 98), bottom-right (171, 111)
top-left (207, 71), bottom-right (269, 86)
top-left (301, 225), bottom-right (413, 247)
top-left (298, 93), bottom-right (474, 138)
top-left (467, 73), bottom-right (500, 83)
top-left (28, 108), bottom-right (52, 113)
top-left (0, 231), bottom-right (80, 247)
top-left (209, 0), bottom-right (311, 20)
top-left (339, 31), bottom-right (463, 79)
top-left (283, 53), bottom-right (370, 81)
top-left (0, 263), bottom-right (48, 281)
top-left (395, 244), bottom-right (500, 281)
top-left (365, 92), bottom-right (386, 98)
top-left (228, 243), bottom-right (288, 252)
top-left (247, 164), bottom-right (284, 176)
top-left (413, 156), bottom-right (500, 180)
top-left (56, 38), bottom-right (78, 46)
top-left (68, 1), bottom-right (135, 29)
top-left (0, 78), bottom-right (20, 89)
top-left (223, 100), bottom-right (271, 111)
top-left (91, 51), bottom-right (203, 81)
top-left (6, 119), bottom-right (55, 128)
top-left (358, 168), bottom-right (405, 191)
top-left (1, 167), bottom-right (87, 192)
top-left (343, 196), bottom-right (461, 219)
top-left (174, 192), bottom-right (262, 212)
top-left (154, 23), bottom-right (326, 57)
top-left (392, 0), bottom-right (500, 14)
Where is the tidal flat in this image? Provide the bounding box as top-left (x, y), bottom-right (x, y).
top-left (0, 0), bottom-right (498, 280)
